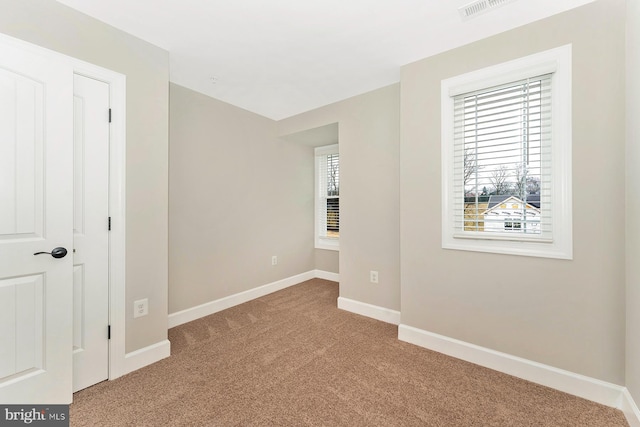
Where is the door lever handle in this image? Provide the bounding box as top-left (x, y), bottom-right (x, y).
top-left (34, 247), bottom-right (68, 259)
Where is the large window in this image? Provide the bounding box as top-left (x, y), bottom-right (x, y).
top-left (315, 144), bottom-right (339, 250)
top-left (441, 45), bottom-right (572, 259)
top-left (460, 75), bottom-right (548, 236)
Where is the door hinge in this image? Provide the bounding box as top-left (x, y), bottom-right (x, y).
top-left (108, 217), bottom-right (111, 231)
top-left (108, 108), bottom-right (112, 123)
top-left (108, 325), bottom-right (111, 340)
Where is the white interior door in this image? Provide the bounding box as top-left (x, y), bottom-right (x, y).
top-left (72, 74), bottom-right (110, 392)
top-left (0, 37), bottom-right (74, 404)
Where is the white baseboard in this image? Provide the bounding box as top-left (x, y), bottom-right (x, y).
top-left (124, 339), bottom-right (171, 375)
top-left (398, 324), bottom-right (624, 409)
top-left (337, 297), bottom-right (401, 325)
top-left (169, 270), bottom-right (338, 328)
top-left (622, 388), bottom-right (640, 427)
top-left (314, 269), bottom-right (340, 282)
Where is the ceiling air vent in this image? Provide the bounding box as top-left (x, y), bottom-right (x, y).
top-left (458, 0), bottom-right (517, 20)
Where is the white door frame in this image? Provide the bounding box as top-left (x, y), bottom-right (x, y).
top-left (0, 32), bottom-right (128, 382)
top-left (72, 61), bottom-right (127, 381)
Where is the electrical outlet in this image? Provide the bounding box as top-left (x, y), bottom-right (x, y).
top-left (370, 270), bottom-right (379, 284)
top-left (272, 255), bottom-right (278, 266)
top-left (133, 298), bottom-right (148, 318)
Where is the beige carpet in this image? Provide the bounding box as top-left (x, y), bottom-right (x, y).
top-left (70, 279), bottom-right (629, 426)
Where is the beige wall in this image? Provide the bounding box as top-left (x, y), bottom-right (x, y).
top-left (627, 0), bottom-right (640, 401)
top-left (315, 250), bottom-right (339, 274)
top-left (169, 84), bottom-right (315, 313)
top-left (279, 84), bottom-right (401, 311)
top-left (0, 0), bottom-right (169, 353)
top-left (401, 0), bottom-right (626, 383)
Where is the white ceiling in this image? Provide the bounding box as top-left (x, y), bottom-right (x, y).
top-left (56, 0), bottom-right (593, 120)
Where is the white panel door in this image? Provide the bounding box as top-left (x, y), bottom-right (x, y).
top-left (72, 74), bottom-right (110, 392)
top-left (0, 37), bottom-right (73, 403)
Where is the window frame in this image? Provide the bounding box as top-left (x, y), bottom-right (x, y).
top-left (441, 45), bottom-right (573, 259)
top-left (315, 144), bottom-right (339, 251)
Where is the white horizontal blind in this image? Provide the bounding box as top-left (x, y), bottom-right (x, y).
top-left (317, 150), bottom-right (339, 240)
top-left (453, 74), bottom-right (552, 241)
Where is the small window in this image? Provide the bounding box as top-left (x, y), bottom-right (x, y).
top-left (441, 45), bottom-right (572, 259)
top-left (315, 144), bottom-right (339, 250)
top-left (505, 221), bottom-right (522, 231)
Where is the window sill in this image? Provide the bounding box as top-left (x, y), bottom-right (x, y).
top-left (442, 234), bottom-right (571, 260)
top-left (316, 238), bottom-right (339, 251)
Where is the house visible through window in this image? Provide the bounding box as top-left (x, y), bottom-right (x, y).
top-left (441, 45), bottom-right (573, 259)
top-left (315, 144), bottom-right (339, 250)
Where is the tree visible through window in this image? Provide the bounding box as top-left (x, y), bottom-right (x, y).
top-left (315, 144), bottom-right (339, 250)
top-left (325, 153), bottom-right (340, 238)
